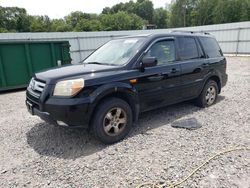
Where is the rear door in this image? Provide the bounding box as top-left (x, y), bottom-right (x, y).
top-left (135, 38), bottom-right (182, 111)
top-left (199, 37), bottom-right (226, 82)
top-left (177, 36), bottom-right (210, 99)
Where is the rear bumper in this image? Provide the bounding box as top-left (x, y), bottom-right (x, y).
top-left (26, 94), bottom-right (91, 128)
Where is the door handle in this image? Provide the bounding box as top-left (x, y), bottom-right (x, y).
top-left (148, 74), bottom-right (164, 82)
top-left (171, 68), bottom-right (179, 74)
top-left (202, 63), bottom-right (210, 68)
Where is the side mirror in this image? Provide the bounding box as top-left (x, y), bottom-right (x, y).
top-left (140, 57), bottom-right (157, 71)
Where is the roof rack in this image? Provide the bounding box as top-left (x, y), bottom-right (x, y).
top-left (171, 30), bottom-right (210, 35)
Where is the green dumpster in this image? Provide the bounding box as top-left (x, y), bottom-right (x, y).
top-left (0, 41), bottom-right (71, 91)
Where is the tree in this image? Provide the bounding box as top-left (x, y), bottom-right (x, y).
top-left (169, 0), bottom-right (186, 27)
top-left (102, 1), bottom-right (136, 14)
top-left (102, 7), bottom-right (112, 14)
top-left (153, 8), bottom-right (169, 28)
top-left (75, 19), bottom-right (102, 31)
top-left (170, 0), bottom-right (199, 27)
top-left (134, 0), bottom-right (154, 23)
top-left (51, 19), bottom-right (71, 32)
top-left (194, 0), bottom-right (218, 25)
top-left (65, 11), bottom-right (100, 31)
top-left (102, 0), bottom-right (153, 24)
top-left (1, 0), bottom-right (250, 33)
top-left (65, 11), bottom-right (86, 29)
top-left (240, 0), bottom-right (250, 21)
top-left (213, 0), bottom-right (250, 24)
top-left (100, 11), bottom-right (145, 31)
top-left (29, 16), bottom-right (52, 32)
top-left (0, 6), bottom-right (31, 32)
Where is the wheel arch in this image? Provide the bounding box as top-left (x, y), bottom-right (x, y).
top-left (88, 83), bottom-right (139, 127)
top-left (207, 75), bottom-right (221, 93)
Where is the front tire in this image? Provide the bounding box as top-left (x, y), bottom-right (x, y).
top-left (196, 80), bottom-right (218, 108)
top-left (91, 98), bottom-right (133, 144)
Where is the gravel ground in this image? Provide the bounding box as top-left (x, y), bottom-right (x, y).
top-left (0, 57), bottom-right (249, 188)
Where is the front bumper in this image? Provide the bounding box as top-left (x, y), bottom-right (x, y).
top-left (26, 93), bottom-right (91, 128)
top-left (26, 100), bottom-right (57, 125)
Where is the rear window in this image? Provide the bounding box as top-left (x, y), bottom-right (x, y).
top-left (177, 37), bottom-right (199, 60)
top-left (199, 37), bottom-right (223, 58)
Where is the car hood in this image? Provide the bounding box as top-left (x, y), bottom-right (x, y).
top-left (35, 64), bottom-right (121, 84)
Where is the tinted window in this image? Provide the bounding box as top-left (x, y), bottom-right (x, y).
top-left (145, 40), bottom-right (175, 65)
top-left (178, 37), bottom-right (199, 60)
top-left (199, 37), bottom-right (222, 58)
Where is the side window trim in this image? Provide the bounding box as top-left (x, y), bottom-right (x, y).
top-left (197, 37), bottom-right (208, 58)
top-left (144, 37), bottom-right (175, 53)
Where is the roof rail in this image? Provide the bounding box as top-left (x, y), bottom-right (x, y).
top-left (171, 30), bottom-right (210, 35)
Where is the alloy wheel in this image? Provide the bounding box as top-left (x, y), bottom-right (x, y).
top-left (103, 107), bottom-right (127, 136)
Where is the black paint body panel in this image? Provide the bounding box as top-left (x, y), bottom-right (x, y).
top-left (26, 33), bottom-right (228, 127)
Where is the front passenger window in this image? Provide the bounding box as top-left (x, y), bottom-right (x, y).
top-left (145, 40), bottom-right (176, 65)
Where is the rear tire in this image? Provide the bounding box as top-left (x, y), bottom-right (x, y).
top-left (196, 80), bottom-right (218, 108)
top-left (91, 98), bottom-right (133, 144)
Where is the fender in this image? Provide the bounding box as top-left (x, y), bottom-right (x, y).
top-left (88, 82), bottom-right (140, 124)
top-left (200, 69), bottom-right (222, 94)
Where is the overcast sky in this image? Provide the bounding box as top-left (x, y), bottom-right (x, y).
top-left (0, 0), bottom-right (171, 19)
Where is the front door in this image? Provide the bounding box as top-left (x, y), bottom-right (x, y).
top-left (135, 38), bottom-right (182, 112)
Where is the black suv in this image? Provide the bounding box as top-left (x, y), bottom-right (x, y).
top-left (26, 32), bottom-right (228, 144)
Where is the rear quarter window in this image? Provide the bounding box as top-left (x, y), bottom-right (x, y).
top-left (199, 37), bottom-right (223, 58)
top-left (177, 37), bottom-right (199, 60)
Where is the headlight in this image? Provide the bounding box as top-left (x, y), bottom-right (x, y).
top-left (53, 78), bottom-right (84, 96)
top-left (28, 78), bottom-right (34, 89)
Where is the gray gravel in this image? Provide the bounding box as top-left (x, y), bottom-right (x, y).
top-left (0, 57), bottom-right (250, 188)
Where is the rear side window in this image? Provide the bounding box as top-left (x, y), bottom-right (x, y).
top-left (177, 37), bottom-right (199, 60)
top-left (199, 37), bottom-right (222, 58)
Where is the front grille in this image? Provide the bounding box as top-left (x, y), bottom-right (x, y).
top-left (27, 78), bottom-right (46, 98)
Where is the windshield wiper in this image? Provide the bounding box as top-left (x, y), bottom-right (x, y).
top-left (86, 62), bottom-right (103, 65)
top-left (85, 62), bottom-right (119, 66)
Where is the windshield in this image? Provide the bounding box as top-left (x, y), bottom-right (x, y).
top-left (83, 38), bottom-right (145, 66)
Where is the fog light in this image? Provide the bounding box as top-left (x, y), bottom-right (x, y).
top-left (57, 121), bottom-right (68, 126)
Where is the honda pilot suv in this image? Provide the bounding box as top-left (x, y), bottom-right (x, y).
top-left (26, 32), bottom-right (228, 144)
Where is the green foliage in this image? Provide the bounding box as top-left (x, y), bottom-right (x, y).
top-left (0, 6), bottom-right (31, 32)
top-left (29, 16), bottom-right (52, 32)
top-left (100, 11), bottom-right (145, 31)
top-left (75, 19), bottom-right (102, 31)
top-left (194, 0), bottom-right (218, 25)
top-left (134, 0), bottom-right (154, 23)
top-left (212, 0), bottom-right (250, 24)
top-left (0, 27), bottom-right (8, 33)
top-left (51, 19), bottom-right (71, 32)
top-left (0, 0), bottom-right (249, 33)
top-left (153, 8), bottom-right (169, 29)
top-left (102, 1), bottom-right (136, 14)
top-left (170, 0), bottom-right (250, 28)
top-left (170, 0), bottom-right (199, 27)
